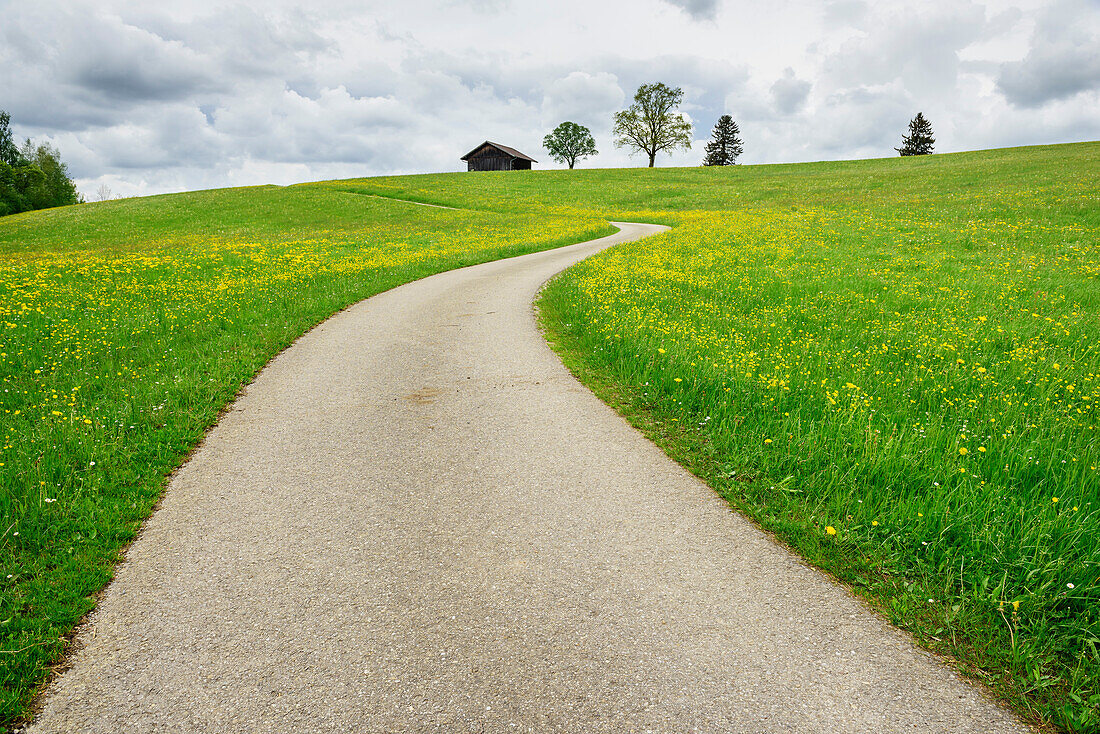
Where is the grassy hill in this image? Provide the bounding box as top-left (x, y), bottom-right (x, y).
top-left (1, 141), bottom-right (1097, 730)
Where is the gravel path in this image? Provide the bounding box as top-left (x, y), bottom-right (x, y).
top-left (28, 223), bottom-right (1030, 733)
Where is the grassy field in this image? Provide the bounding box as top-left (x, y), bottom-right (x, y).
top-left (1, 142), bottom-right (1096, 731)
top-left (348, 142), bottom-right (1100, 731)
top-left (0, 185), bottom-right (611, 727)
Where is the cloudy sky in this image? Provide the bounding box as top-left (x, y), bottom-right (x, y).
top-left (2, 0), bottom-right (1098, 198)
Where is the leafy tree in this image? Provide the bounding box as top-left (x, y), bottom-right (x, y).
top-left (702, 115), bottom-right (743, 166)
top-left (0, 110), bottom-right (24, 167)
top-left (14, 162), bottom-right (50, 210)
top-left (0, 136), bottom-right (82, 216)
top-left (0, 162), bottom-right (28, 216)
top-left (613, 82), bottom-right (693, 167)
top-left (22, 141), bottom-right (82, 207)
top-left (895, 112), bottom-right (935, 156)
top-left (543, 121), bottom-right (598, 169)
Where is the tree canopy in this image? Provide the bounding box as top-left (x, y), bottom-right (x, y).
top-left (612, 83), bottom-right (693, 167)
top-left (0, 110), bottom-right (82, 217)
top-left (543, 122), bottom-right (598, 169)
top-left (896, 112), bottom-right (935, 156)
top-left (702, 115), bottom-right (743, 166)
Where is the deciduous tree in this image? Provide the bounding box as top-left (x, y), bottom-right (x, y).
top-left (543, 121), bottom-right (598, 169)
top-left (20, 141), bottom-right (81, 208)
top-left (613, 83), bottom-right (692, 167)
top-left (895, 112), bottom-right (935, 156)
top-left (0, 113), bottom-right (82, 216)
top-left (702, 115), bottom-right (743, 166)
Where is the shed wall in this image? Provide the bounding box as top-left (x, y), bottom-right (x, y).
top-left (467, 151), bottom-right (516, 171)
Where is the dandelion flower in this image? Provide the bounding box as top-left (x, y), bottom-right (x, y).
top-left (826, 526), bottom-right (837, 536)
top-left (871, 520), bottom-right (879, 527)
top-left (978, 446), bottom-right (986, 452)
top-left (958, 447), bottom-right (968, 455)
top-left (1052, 497), bottom-right (1059, 503)
top-left (1012, 600), bottom-right (1020, 611)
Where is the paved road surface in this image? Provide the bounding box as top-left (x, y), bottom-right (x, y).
top-left (29, 223), bottom-right (1030, 733)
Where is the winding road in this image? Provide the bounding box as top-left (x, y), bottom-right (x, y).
top-left (29, 223), bottom-right (1029, 733)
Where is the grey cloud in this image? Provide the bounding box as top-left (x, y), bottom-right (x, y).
top-left (996, 0), bottom-right (1100, 107)
top-left (70, 105), bottom-right (225, 172)
top-left (447, 0), bottom-right (512, 11)
top-left (816, 84), bottom-right (914, 153)
top-left (820, 2), bottom-right (988, 97)
top-left (822, 0), bottom-right (868, 26)
top-left (542, 72), bottom-right (625, 127)
top-left (70, 47), bottom-right (213, 104)
top-left (771, 68), bottom-right (812, 114)
top-left (139, 6), bottom-right (332, 80)
top-left (213, 85), bottom-right (429, 166)
top-left (60, 14), bottom-right (219, 103)
top-left (0, 7), bottom-right (222, 131)
top-left (660, 0), bottom-right (720, 21)
top-left (401, 51), bottom-right (566, 107)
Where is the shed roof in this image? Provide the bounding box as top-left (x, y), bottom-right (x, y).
top-left (460, 141), bottom-right (537, 163)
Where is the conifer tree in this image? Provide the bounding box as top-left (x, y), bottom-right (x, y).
top-left (895, 112), bottom-right (935, 156)
top-left (702, 115), bottom-right (743, 166)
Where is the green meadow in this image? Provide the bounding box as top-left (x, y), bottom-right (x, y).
top-left (1, 141), bottom-right (1097, 730)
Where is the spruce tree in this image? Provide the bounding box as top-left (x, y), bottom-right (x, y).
top-left (895, 112), bottom-right (935, 156)
top-left (702, 115), bottom-right (743, 166)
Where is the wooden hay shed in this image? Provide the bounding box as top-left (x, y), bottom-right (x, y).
top-left (460, 141), bottom-right (537, 171)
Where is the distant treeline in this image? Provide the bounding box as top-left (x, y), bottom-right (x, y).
top-left (1, 110), bottom-right (82, 217)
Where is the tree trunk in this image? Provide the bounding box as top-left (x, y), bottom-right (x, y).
top-left (568, 160), bottom-right (574, 169)
top-left (648, 153), bottom-right (655, 167)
